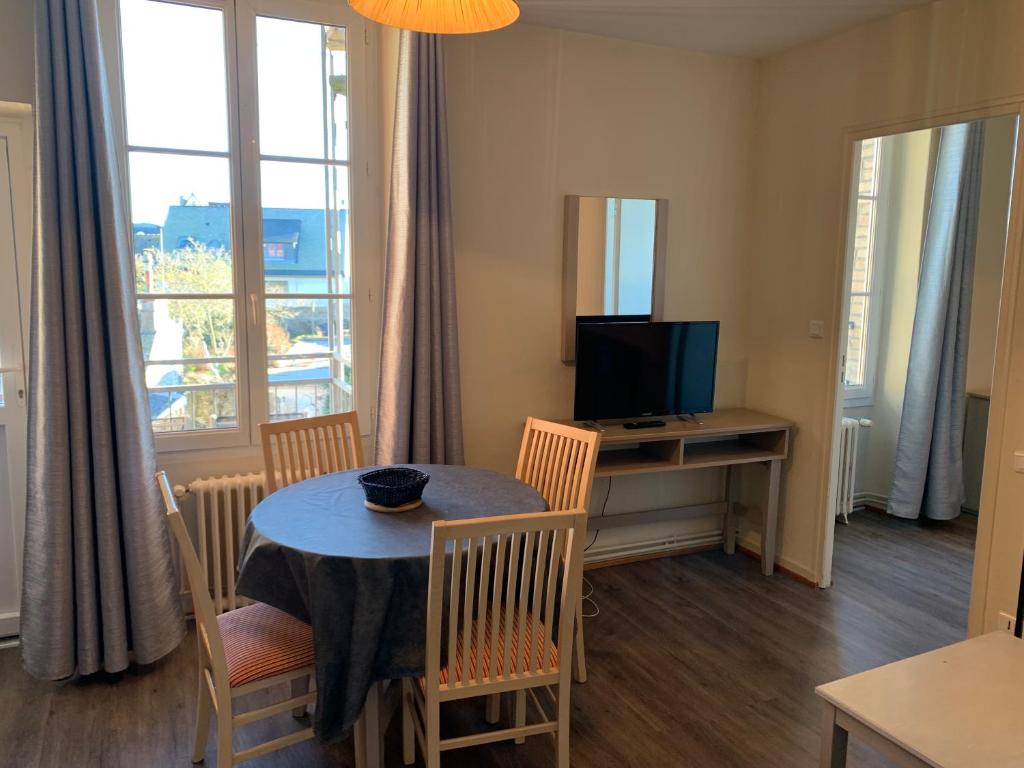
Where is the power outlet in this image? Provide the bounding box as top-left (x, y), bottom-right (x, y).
top-left (997, 611), bottom-right (1017, 632)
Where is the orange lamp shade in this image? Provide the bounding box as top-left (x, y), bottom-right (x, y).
top-left (349, 0), bottom-right (519, 34)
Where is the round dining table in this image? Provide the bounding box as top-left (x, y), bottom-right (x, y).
top-left (235, 464), bottom-right (546, 745)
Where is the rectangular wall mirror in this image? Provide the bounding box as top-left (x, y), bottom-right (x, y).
top-left (562, 195), bottom-right (668, 362)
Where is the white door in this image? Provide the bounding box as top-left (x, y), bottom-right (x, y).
top-left (0, 105), bottom-right (32, 639)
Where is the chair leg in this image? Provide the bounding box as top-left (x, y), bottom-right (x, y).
top-left (556, 684), bottom-right (570, 768)
top-left (573, 596), bottom-right (587, 683)
top-left (485, 693), bottom-right (501, 724)
top-left (514, 690), bottom-right (526, 745)
top-left (401, 681), bottom-right (415, 766)
top-left (215, 706), bottom-right (233, 768)
top-left (292, 675), bottom-right (311, 718)
top-left (191, 673), bottom-right (212, 764)
top-left (426, 702), bottom-right (441, 768)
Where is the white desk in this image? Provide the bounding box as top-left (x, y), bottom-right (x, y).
top-left (571, 408), bottom-right (792, 575)
top-left (816, 632), bottom-right (1024, 767)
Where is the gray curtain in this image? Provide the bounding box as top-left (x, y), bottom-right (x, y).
top-left (888, 122), bottom-right (985, 521)
top-left (21, 0), bottom-right (185, 680)
top-left (375, 32), bottom-right (464, 465)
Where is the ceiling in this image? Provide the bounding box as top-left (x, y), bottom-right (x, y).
top-left (516, 0), bottom-right (933, 58)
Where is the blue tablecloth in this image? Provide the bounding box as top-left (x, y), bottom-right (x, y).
top-left (235, 464), bottom-right (546, 742)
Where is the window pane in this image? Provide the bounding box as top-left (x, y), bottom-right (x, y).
top-left (130, 153), bottom-right (234, 294)
top-left (857, 138), bottom-right (880, 197)
top-left (260, 161), bottom-right (350, 294)
top-left (266, 297), bottom-right (352, 418)
top-left (845, 295), bottom-right (869, 387)
top-left (138, 298), bottom-right (236, 362)
top-left (256, 17), bottom-right (349, 161)
top-left (119, 0), bottom-right (229, 152)
top-left (149, 384), bottom-right (237, 433)
top-left (850, 200), bottom-right (876, 294)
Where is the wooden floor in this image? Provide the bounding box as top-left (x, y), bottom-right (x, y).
top-left (0, 510), bottom-right (977, 767)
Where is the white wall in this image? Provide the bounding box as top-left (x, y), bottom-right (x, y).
top-left (747, 0), bottom-right (1024, 631)
top-left (0, 0), bottom-right (34, 105)
top-left (445, 25), bottom-right (758, 557)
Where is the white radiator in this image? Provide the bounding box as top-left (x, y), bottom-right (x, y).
top-left (176, 472), bottom-right (267, 614)
top-left (835, 418), bottom-right (860, 524)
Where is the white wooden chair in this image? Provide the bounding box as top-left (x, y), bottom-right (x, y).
top-left (401, 509), bottom-right (587, 768)
top-left (515, 417), bottom-right (600, 683)
top-left (156, 471), bottom-right (317, 766)
top-left (259, 411), bottom-right (364, 493)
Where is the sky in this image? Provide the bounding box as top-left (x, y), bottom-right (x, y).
top-left (119, 0), bottom-right (350, 226)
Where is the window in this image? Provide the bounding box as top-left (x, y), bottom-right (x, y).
top-left (112, 0), bottom-right (375, 450)
top-left (844, 137), bottom-right (885, 406)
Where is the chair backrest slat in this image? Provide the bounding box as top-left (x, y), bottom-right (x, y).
top-left (445, 535), bottom-right (462, 688)
top-left (260, 411), bottom-right (364, 493)
top-left (542, 528), bottom-right (565, 671)
top-left (488, 533), bottom-right (508, 682)
top-left (501, 532), bottom-right (521, 678)
top-left (460, 535), bottom-right (478, 687)
top-left (516, 530), bottom-right (535, 673)
top-left (475, 534), bottom-right (492, 684)
top-left (425, 510), bottom-right (587, 694)
top-left (515, 418), bottom-right (600, 513)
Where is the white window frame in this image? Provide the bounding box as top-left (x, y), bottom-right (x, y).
top-left (101, 0), bottom-right (381, 455)
top-left (843, 137), bottom-right (890, 408)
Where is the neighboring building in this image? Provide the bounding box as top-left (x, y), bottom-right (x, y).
top-left (137, 202), bottom-right (348, 428)
top-left (159, 203), bottom-right (347, 294)
top-left (132, 222), bottom-right (162, 255)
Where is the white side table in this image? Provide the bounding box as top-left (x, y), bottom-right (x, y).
top-left (816, 632), bottom-right (1024, 767)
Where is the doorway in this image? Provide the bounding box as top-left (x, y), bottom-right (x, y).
top-left (0, 103), bottom-right (32, 641)
top-left (822, 113), bottom-right (1019, 640)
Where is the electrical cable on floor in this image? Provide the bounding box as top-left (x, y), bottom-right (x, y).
top-left (581, 575), bottom-right (600, 618)
top-left (582, 477), bottom-right (613, 618)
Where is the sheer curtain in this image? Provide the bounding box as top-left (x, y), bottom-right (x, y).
top-left (375, 31), bottom-right (464, 465)
top-left (888, 121), bottom-right (985, 521)
top-left (20, 0), bottom-right (184, 680)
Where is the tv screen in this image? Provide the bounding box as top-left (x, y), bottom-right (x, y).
top-left (574, 321), bottom-right (720, 421)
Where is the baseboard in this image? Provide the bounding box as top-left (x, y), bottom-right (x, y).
top-left (853, 491), bottom-right (888, 511)
top-left (584, 541), bottom-right (722, 571)
top-left (582, 529), bottom-right (819, 588)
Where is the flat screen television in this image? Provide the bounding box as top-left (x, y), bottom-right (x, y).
top-left (574, 321), bottom-right (720, 422)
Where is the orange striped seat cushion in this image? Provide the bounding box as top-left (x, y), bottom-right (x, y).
top-left (217, 602), bottom-right (315, 688)
top-left (424, 609), bottom-right (560, 689)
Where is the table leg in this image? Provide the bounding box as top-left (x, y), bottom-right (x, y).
top-left (724, 464), bottom-right (738, 555)
top-left (761, 459), bottom-right (781, 576)
top-left (355, 682), bottom-right (384, 768)
top-left (291, 675), bottom-right (310, 718)
top-left (820, 702), bottom-right (849, 767)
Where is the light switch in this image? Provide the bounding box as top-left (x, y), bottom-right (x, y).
top-left (809, 320), bottom-right (825, 339)
top-left (1014, 451), bottom-right (1024, 474)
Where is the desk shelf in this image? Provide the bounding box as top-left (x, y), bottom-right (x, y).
top-left (593, 426), bottom-right (789, 477)
top-left (571, 408), bottom-right (793, 576)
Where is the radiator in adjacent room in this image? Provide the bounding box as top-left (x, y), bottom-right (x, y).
top-left (175, 472), bottom-right (267, 614)
top-left (835, 417), bottom-right (860, 524)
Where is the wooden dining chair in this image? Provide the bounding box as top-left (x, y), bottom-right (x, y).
top-left (156, 471), bottom-right (317, 766)
top-left (515, 417), bottom-right (600, 683)
top-left (401, 509), bottom-right (588, 768)
top-left (259, 411), bottom-right (364, 493)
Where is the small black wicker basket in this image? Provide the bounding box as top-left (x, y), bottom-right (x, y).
top-left (357, 467), bottom-right (430, 512)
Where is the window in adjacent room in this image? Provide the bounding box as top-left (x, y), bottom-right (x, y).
top-left (113, 0), bottom-right (371, 450)
top-left (844, 137), bottom-right (885, 406)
